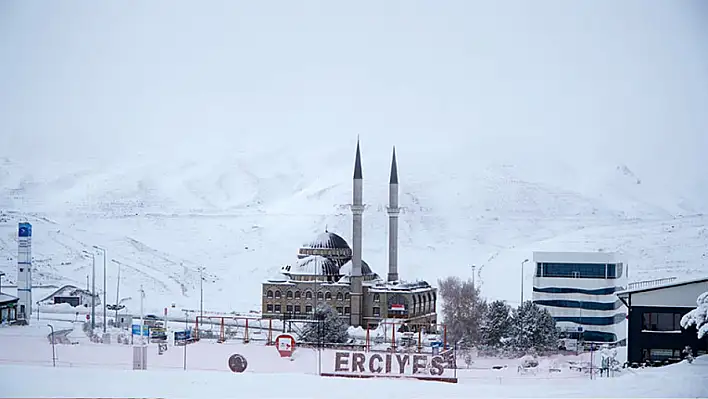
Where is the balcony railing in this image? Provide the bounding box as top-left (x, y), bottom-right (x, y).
top-left (627, 277), bottom-right (677, 291)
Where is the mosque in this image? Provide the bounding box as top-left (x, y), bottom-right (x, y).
top-left (261, 141), bottom-right (438, 331)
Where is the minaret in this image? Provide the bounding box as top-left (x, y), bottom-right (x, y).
top-left (387, 147), bottom-right (400, 282)
top-left (350, 139), bottom-right (364, 327)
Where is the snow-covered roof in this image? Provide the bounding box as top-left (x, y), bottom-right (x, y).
top-left (617, 276), bottom-right (708, 296)
top-left (338, 259), bottom-right (375, 277)
top-left (281, 255), bottom-right (340, 276)
top-left (367, 280), bottom-right (435, 294)
top-left (0, 293), bottom-right (19, 304)
top-left (38, 284), bottom-right (97, 303)
top-left (302, 231), bottom-right (351, 250)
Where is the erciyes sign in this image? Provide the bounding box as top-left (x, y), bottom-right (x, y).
top-left (321, 349), bottom-right (457, 383)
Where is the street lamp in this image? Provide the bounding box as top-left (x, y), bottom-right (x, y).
top-left (93, 245), bottom-right (107, 333)
top-left (199, 266), bottom-right (204, 321)
top-left (471, 264), bottom-right (476, 287)
top-left (520, 259), bottom-right (529, 306)
top-left (111, 259), bottom-right (122, 322)
top-left (82, 250), bottom-right (96, 330)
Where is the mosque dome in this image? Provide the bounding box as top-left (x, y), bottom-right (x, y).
top-left (281, 255), bottom-right (340, 277)
top-left (337, 259), bottom-right (381, 283)
top-left (297, 231), bottom-right (352, 266)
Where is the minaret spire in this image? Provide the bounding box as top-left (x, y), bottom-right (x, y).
top-left (387, 146), bottom-right (400, 282)
top-left (350, 138), bottom-right (364, 327)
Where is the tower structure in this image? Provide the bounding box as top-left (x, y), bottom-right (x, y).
top-left (17, 222), bottom-right (32, 322)
top-left (387, 147), bottom-right (400, 282)
top-left (349, 139), bottom-right (364, 327)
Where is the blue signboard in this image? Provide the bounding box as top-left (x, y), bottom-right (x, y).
top-left (431, 341), bottom-right (443, 348)
top-left (174, 330), bottom-right (191, 342)
top-left (132, 324), bottom-right (149, 336)
top-left (18, 223), bottom-right (32, 238)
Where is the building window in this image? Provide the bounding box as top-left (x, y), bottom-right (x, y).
top-left (274, 290), bottom-right (281, 299)
top-left (373, 293), bottom-right (380, 302)
top-left (373, 307), bottom-right (380, 317)
top-left (325, 292), bottom-right (332, 300)
top-left (306, 305), bottom-right (313, 313)
top-left (336, 292), bottom-right (344, 300)
top-left (345, 292), bottom-right (350, 300)
top-left (19, 268), bottom-right (24, 272)
top-left (294, 291), bottom-right (301, 299)
top-left (344, 307), bottom-right (350, 315)
top-left (286, 291), bottom-right (293, 299)
top-left (643, 312), bottom-right (682, 331)
top-left (305, 291), bottom-right (312, 299)
top-left (540, 263), bottom-right (614, 279)
top-left (267, 290), bottom-right (273, 298)
top-left (295, 305), bottom-right (301, 313)
top-left (286, 305), bottom-right (293, 313)
top-left (266, 304), bottom-right (273, 312)
top-left (337, 307), bottom-right (344, 314)
top-left (317, 291), bottom-right (324, 300)
top-left (412, 297), bottom-right (417, 314)
top-left (274, 304), bottom-right (281, 313)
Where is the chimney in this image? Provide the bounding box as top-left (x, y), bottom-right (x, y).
top-left (387, 147), bottom-right (400, 282)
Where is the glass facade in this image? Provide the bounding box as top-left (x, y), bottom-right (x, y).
top-left (536, 262), bottom-right (622, 279)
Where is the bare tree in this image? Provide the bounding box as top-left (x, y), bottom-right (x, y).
top-left (438, 276), bottom-right (486, 347)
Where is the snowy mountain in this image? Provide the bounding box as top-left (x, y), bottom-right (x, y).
top-left (0, 1), bottom-right (707, 315)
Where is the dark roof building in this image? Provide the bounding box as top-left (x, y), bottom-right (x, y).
top-left (617, 276), bottom-right (708, 366)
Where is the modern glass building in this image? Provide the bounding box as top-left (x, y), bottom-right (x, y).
top-left (532, 251), bottom-right (628, 344)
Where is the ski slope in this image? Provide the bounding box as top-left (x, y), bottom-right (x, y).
top-left (0, 1), bottom-right (707, 316)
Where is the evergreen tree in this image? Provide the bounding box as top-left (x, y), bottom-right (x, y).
top-left (480, 300), bottom-right (512, 348)
top-left (438, 276), bottom-right (487, 346)
top-left (299, 304), bottom-right (350, 344)
top-left (509, 301), bottom-right (558, 352)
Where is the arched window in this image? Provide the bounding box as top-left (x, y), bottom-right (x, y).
top-left (317, 291), bottom-right (324, 300)
top-left (325, 292), bottom-right (332, 300)
top-left (427, 292), bottom-right (432, 311)
top-left (412, 296), bottom-right (417, 314)
top-left (286, 290), bottom-right (293, 299)
top-left (294, 291), bottom-right (301, 299)
top-left (336, 292), bottom-right (344, 301)
top-left (274, 290), bottom-right (281, 299)
top-left (305, 291), bottom-right (313, 299)
top-left (267, 290), bottom-right (273, 299)
top-left (345, 292), bottom-right (350, 300)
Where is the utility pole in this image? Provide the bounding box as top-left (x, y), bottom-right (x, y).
top-left (200, 266), bottom-right (204, 321)
top-left (47, 324), bottom-right (56, 367)
top-left (111, 259), bottom-right (121, 322)
top-left (471, 264), bottom-right (476, 287)
top-left (94, 246), bottom-right (107, 333)
top-left (82, 251), bottom-right (96, 331)
top-left (520, 259), bottom-right (529, 306)
top-left (183, 310), bottom-right (188, 370)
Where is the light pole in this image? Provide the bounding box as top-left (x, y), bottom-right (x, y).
top-left (111, 259), bottom-right (121, 322)
top-left (93, 246), bottom-right (107, 333)
top-left (520, 259), bottom-right (529, 306)
top-left (183, 310), bottom-right (188, 371)
top-left (471, 264), bottom-right (476, 287)
top-left (82, 250), bottom-right (96, 330)
top-left (199, 266), bottom-right (204, 321)
top-left (47, 324), bottom-right (56, 367)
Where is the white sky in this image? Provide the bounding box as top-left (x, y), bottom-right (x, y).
top-left (0, 1), bottom-right (706, 199)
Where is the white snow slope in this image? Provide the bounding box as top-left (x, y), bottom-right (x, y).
top-left (1, 1), bottom-right (707, 315)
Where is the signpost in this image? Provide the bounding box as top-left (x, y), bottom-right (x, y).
top-left (275, 334), bottom-right (296, 358)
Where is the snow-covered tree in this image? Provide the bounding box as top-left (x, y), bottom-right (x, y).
top-left (480, 300), bottom-right (512, 348)
top-left (299, 304), bottom-right (350, 344)
top-left (508, 301), bottom-right (558, 352)
top-left (681, 291), bottom-right (708, 339)
top-left (438, 276), bottom-right (487, 346)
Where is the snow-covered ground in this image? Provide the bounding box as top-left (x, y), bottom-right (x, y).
top-left (1, 322), bottom-right (706, 398)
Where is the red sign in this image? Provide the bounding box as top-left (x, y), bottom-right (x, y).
top-left (390, 304), bottom-right (405, 311)
top-left (86, 314), bottom-right (90, 321)
top-left (275, 334), bottom-right (296, 357)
